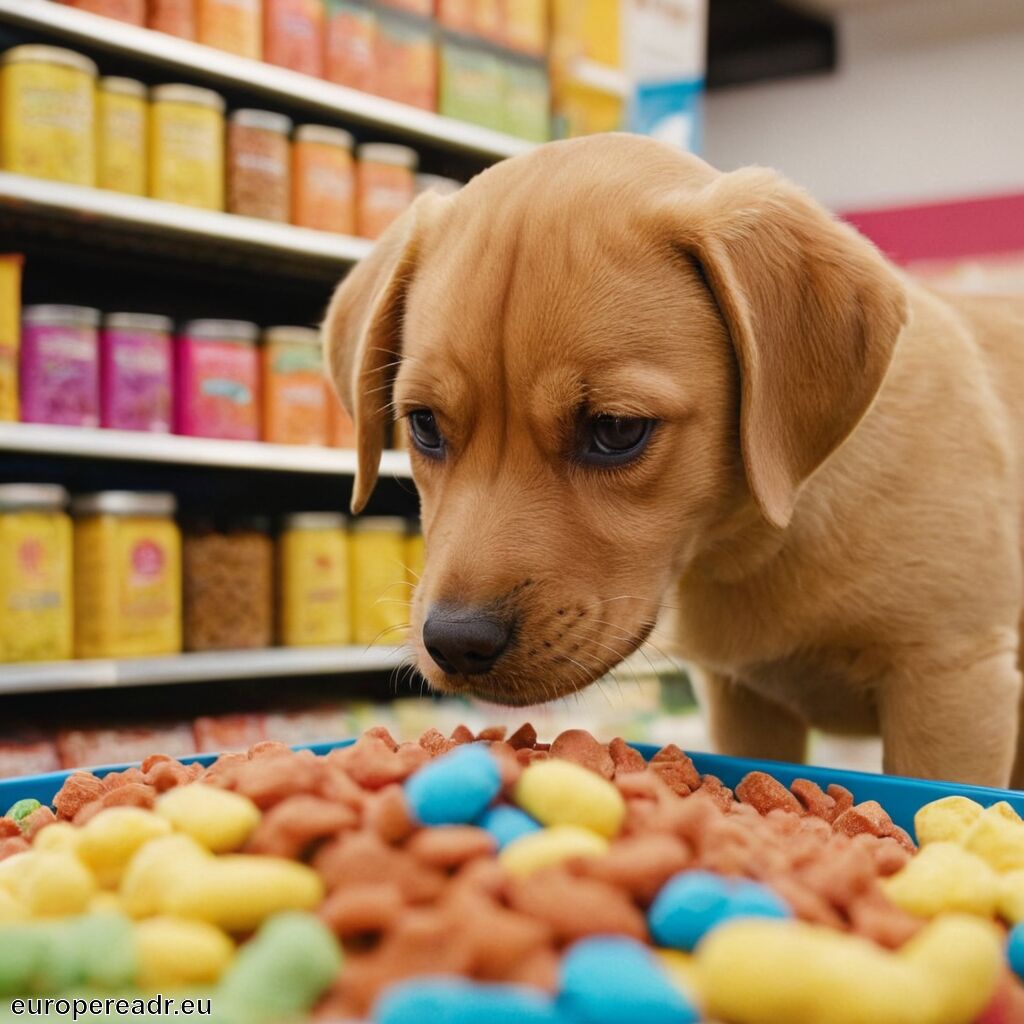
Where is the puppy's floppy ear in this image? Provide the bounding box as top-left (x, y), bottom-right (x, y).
top-left (323, 194), bottom-right (438, 513)
top-left (671, 168), bottom-right (908, 528)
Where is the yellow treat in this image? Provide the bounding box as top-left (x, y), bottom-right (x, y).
top-left (160, 855), bottom-right (324, 933)
top-left (156, 784), bottom-right (260, 853)
top-left (963, 803), bottom-right (1024, 873)
top-left (135, 916), bottom-right (234, 987)
top-left (14, 851), bottom-right (96, 917)
top-left (514, 760), bottom-right (625, 838)
top-left (914, 796), bottom-right (983, 847)
top-left (31, 821), bottom-right (79, 854)
top-left (698, 914), bottom-right (1002, 1024)
top-left (120, 834), bottom-right (210, 919)
top-left (0, 852), bottom-right (30, 891)
top-left (997, 869), bottom-right (1024, 923)
top-left (0, 888), bottom-right (25, 923)
top-left (655, 948), bottom-right (702, 1002)
top-left (76, 807), bottom-right (173, 888)
top-left (882, 841), bottom-right (1000, 918)
top-left (88, 891), bottom-right (123, 914)
top-left (500, 824), bottom-right (609, 878)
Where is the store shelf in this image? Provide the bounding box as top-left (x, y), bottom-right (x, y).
top-left (0, 422), bottom-right (414, 478)
top-left (0, 646), bottom-right (406, 695)
top-left (0, 172), bottom-right (373, 271)
top-left (0, 0), bottom-right (533, 161)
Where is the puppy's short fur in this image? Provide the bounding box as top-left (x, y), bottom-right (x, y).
top-left (325, 134), bottom-right (1024, 788)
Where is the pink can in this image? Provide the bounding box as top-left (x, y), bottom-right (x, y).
top-left (20, 305), bottom-right (101, 427)
top-left (175, 319), bottom-right (260, 440)
top-left (101, 313), bottom-right (174, 432)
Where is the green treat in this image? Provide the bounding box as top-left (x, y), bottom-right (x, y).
top-left (0, 925), bottom-right (48, 996)
top-left (73, 914), bottom-right (137, 989)
top-left (34, 923), bottom-right (89, 993)
top-left (5, 799), bottom-right (41, 827)
top-left (217, 913), bottom-right (341, 1022)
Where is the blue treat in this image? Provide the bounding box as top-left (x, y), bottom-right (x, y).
top-left (648, 870), bottom-right (790, 951)
top-left (1009, 923), bottom-right (1024, 981)
top-left (404, 744), bottom-right (502, 826)
top-left (374, 976), bottom-right (564, 1024)
top-left (558, 936), bottom-right (699, 1024)
top-left (478, 804), bottom-right (541, 849)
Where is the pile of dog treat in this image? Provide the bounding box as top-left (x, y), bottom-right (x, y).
top-left (1, 725), bottom-right (1024, 1023)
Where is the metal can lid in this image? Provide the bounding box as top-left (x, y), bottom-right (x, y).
top-left (151, 83), bottom-right (226, 113)
top-left (99, 75), bottom-right (146, 98)
top-left (263, 326), bottom-right (321, 347)
top-left (22, 304), bottom-right (101, 328)
top-left (357, 143), bottom-right (418, 170)
top-left (0, 484), bottom-right (69, 512)
top-left (350, 516), bottom-right (407, 534)
top-left (230, 108), bottom-right (293, 134)
top-left (183, 319), bottom-right (260, 343)
top-left (72, 491), bottom-right (177, 517)
top-left (0, 45), bottom-right (98, 77)
top-left (283, 512), bottom-right (348, 532)
top-left (295, 124), bottom-right (354, 149)
top-left (104, 312), bottom-right (174, 333)
top-left (415, 174), bottom-right (461, 196)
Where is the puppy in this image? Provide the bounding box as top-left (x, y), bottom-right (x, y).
top-left (325, 133), bottom-right (1024, 788)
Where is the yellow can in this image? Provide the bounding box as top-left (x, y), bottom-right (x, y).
top-left (0, 254), bottom-right (22, 422)
top-left (73, 492), bottom-right (182, 658)
top-left (0, 45), bottom-right (97, 185)
top-left (350, 516), bottom-right (408, 646)
top-left (278, 513), bottom-right (349, 646)
top-left (149, 84), bottom-right (225, 210)
top-left (96, 76), bottom-right (147, 196)
top-left (0, 485), bottom-right (73, 663)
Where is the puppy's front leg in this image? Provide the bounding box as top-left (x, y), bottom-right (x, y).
top-left (694, 668), bottom-right (808, 764)
top-left (879, 647), bottom-right (1021, 787)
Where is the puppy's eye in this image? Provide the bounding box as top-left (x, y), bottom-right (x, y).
top-left (582, 415), bottom-right (655, 465)
top-left (408, 408), bottom-right (444, 456)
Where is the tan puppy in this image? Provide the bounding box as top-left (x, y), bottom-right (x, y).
top-left (325, 134), bottom-right (1024, 788)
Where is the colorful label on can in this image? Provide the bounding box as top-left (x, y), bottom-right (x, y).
top-left (176, 337), bottom-right (259, 440)
top-left (101, 329), bottom-right (173, 432)
top-left (19, 323), bottom-right (99, 427)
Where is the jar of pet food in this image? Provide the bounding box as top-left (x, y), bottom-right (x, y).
top-left (63, 0), bottom-right (145, 25)
top-left (279, 513), bottom-right (350, 646)
top-left (473, 0), bottom-right (503, 43)
top-left (349, 516), bottom-right (407, 645)
top-left (20, 305), bottom-right (100, 428)
top-left (0, 485), bottom-right (73, 664)
top-left (503, 56), bottom-right (550, 142)
top-left (262, 326), bottom-right (327, 445)
top-left (0, 45), bottom-right (97, 185)
top-left (100, 313), bottom-right (174, 433)
top-left (96, 76), bottom-right (147, 196)
top-left (196, 0), bottom-right (262, 59)
top-left (326, 385), bottom-right (356, 448)
top-left (292, 125), bottom-right (355, 234)
top-left (227, 109), bottom-right (292, 222)
top-left (356, 143), bottom-right (416, 240)
top-left (183, 517), bottom-right (273, 651)
top-left (175, 319), bottom-right (260, 440)
top-left (374, 10), bottom-right (437, 111)
top-left (148, 0), bottom-right (196, 38)
top-left (149, 84), bottom-right (225, 210)
top-left (0, 254), bottom-right (22, 422)
top-left (72, 491), bottom-right (182, 658)
top-left (264, 0), bottom-right (324, 76)
top-left (324, 0), bottom-right (375, 92)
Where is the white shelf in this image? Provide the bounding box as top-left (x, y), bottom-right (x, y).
top-left (0, 645), bottom-right (406, 695)
top-left (0, 171), bottom-right (373, 268)
top-left (0, 422), bottom-right (414, 478)
top-left (0, 0), bottom-right (533, 161)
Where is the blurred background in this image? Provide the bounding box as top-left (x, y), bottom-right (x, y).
top-left (0, 0), bottom-right (1020, 777)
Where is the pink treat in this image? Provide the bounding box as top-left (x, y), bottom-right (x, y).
top-left (100, 313), bottom-right (173, 432)
top-left (175, 320), bottom-right (260, 440)
top-left (19, 305), bottom-right (100, 427)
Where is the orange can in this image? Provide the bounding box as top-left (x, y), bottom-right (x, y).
top-left (292, 125), bottom-right (355, 235)
top-left (262, 326), bottom-right (328, 446)
top-left (64, 0), bottom-right (145, 24)
top-left (264, 0), bottom-right (324, 77)
top-left (324, 0), bottom-right (376, 93)
top-left (148, 0), bottom-right (196, 37)
top-left (356, 143), bottom-right (417, 241)
top-left (197, 0), bottom-right (262, 60)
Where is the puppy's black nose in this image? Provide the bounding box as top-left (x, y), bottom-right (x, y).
top-left (423, 604), bottom-right (512, 676)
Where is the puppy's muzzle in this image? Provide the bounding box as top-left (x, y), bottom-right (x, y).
top-left (423, 603), bottom-right (513, 676)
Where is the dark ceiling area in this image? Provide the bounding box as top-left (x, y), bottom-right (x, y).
top-left (706, 0), bottom-right (837, 90)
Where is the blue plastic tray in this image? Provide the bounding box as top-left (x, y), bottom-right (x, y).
top-left (2, 740), bottom-right (1022, 840)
